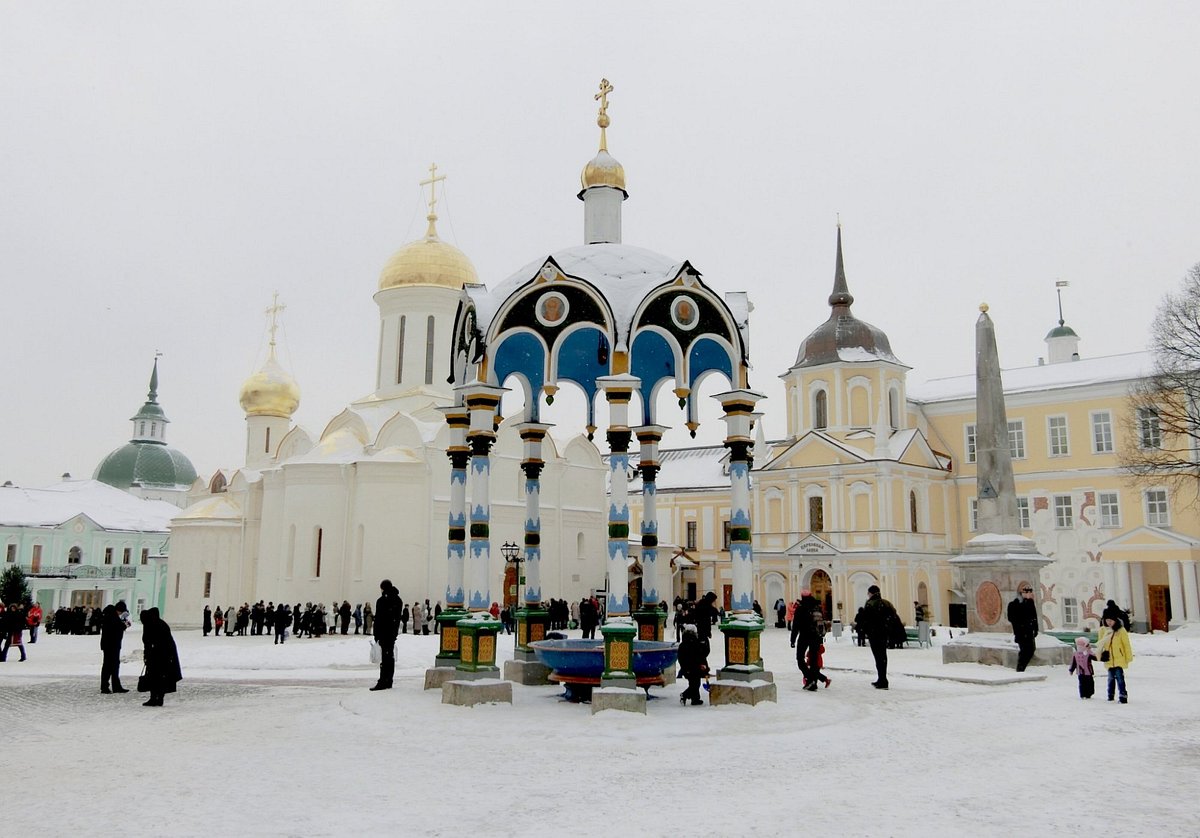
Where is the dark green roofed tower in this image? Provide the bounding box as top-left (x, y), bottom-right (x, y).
top-left (94, 357), bottom-right (197, 501)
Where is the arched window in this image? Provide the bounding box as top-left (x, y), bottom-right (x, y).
top-left (68, 546), bottom-right (82, 564)
top-left (909, 490), bottom-right (919, 533)
top-left (150, 421), bottom-right (157, 438)
top-left (814, 390), bottom-right (828, 430)
top-left (264, 426), bottom-right (271, 453)
top-left (889, 388), bottom-right (901, 430)
top-left (425, 315), bottom-right (436, 385)
top-left (139, 421), bottom-right (146, 436)
top-left (396, 315), bottom-right (406, 384)
top-left (576, 532), bottom-right (586, 561)
top-left (314, 527), bottom-right (323, 578)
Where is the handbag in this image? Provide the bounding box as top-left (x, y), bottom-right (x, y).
top-left (137, 666), bottom-right (151, 692)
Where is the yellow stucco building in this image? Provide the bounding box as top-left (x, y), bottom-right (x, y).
top-left (630, 231), bottom-right (1199, 634)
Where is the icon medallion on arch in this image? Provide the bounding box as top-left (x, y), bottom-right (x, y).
top-left (536, 291), bottom-right (569, 327)
top-left (671, 295), bottom-right (699, 331)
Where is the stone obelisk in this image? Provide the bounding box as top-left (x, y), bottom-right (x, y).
top-left (943, 305), bottom-right (1067, 666)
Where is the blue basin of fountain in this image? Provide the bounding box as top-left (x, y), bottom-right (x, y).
top-left (530, 638), bottom-right (679, 679)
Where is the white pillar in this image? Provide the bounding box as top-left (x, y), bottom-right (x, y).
top-left (1116, 561), bottom-right (1133, 613)
top-left (1182, 560), bottom-right (1200, 623)
top-left (461, 383), bottom-right (505, 612)
top-left (1167, 560), bottom-right (1186, 629)
top-left (1102, 562), bottom-right (1117, 605)
top-left (1129, 562), bottom-right (1147, 630)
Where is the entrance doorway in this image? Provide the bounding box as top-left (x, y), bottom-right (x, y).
top-left (1148, 585), bottom-right (1170, 632)
top-left (71, 589), bottom-right (103, 609)
top-left (810, 569), bottom-right (833, 620)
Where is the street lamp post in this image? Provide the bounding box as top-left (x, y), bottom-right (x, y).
top-left (501, 540), bottom-right (522, 651)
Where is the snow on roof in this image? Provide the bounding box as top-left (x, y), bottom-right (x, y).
top-left (473, 243), bottom-right (685, 336)
top-left (908, 351), bottom-right (1152, 404)
top-left (175, 494), bottom-right (244, 521)
top-left (0, 479), bottom-right (177, 532)
top-left (619, 445), bottom-right (729, 492)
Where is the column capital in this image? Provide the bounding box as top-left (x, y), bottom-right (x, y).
top-left (597, 373), bottom-right (641, 399)
top-left (632, 423), bottom-right (670, 441)
top-left (713, 389), bottom-right (767, 411)
top-left (515, 421), bottom-right (554, 440)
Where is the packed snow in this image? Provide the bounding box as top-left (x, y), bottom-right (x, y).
top-left (7, 621), bottom-right (1199, 836)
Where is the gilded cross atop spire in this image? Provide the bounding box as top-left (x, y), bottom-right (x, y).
top-left (420, 162), bottom-right (446, 238)
top-left (266, 291), bottom-right (286, 352)
top-left (595, 78), bottom-right (614, 152)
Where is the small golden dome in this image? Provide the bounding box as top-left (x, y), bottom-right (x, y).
top-left (239, 352), bottom-right (300, 418)
top-left (580, 150), bottom-right (627, 195)
top-left (378, 218), bottom-right (478, 291)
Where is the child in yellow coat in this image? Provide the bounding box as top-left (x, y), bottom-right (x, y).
top-left (1097, 615), bottom-right (1133, 703)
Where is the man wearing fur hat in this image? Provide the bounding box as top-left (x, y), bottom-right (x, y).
top-left (370, 580), bottom-right (401, 691)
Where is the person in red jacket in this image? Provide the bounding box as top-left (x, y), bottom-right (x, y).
top-left (27, 603), bottom-right (43, 643)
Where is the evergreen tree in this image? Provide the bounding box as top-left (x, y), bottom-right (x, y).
top-left (0, 564), bottom-right (31, 605)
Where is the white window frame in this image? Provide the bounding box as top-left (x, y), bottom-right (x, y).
top-left (965, 423), bottom-right (977, 464)
top-left (1063, 596), bottom-right (1079, 627)
top-left (1047, 415), bottom-right (1069, 457)
top-left (1145, 488), bottom-right (1170, 527)
top-left (968, 497), bottom-right (978, 532)
top-left (1054, 494), bottom-right (1073, 529)
top-left (1090, 410), bottom-right (1114, 454)
top-left (1098, 491), bottom-right (1121, 528)
top-left (1009, 420), bottom-right (1026, 460)
top-left (1138, 407), bottom-right (1162, 450)
top-left (1016, 496), bottom-right (1031, 530)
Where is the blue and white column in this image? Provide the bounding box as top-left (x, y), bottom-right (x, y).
top-left (515, 421), bottom-right (552, 655)
top-left (435, 405), bottom-right (470, 666)
top-left (598, 374), bottom-right (640, 684)
top-left (633, 424), bottom-right (669, 640)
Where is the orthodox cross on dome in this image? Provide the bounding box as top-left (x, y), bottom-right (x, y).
top-left (266, 291), bottom-right (286, 351)
top-left (420, 162), bottom-right (446, 237)
top-left (595, 78), bottom-right (614, 151)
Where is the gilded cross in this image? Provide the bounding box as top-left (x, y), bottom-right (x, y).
top-left (420, 162), bottom-right (446, 216)
top-left (595, 78), bottom-right (613, 117)
top-left (266, 291), bottom-right (286, 348)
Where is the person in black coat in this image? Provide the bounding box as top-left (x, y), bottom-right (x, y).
top-left (1007, 585), bottom-right (1039, 671)
top-left (579, 598), bottom-right (598, 640)
top-left (676, 624), bottom-right (709, 705)
top-left (202, 605), bottom-right (212, 637)
top-left (140, 608), bottom-right (181, 706)
top-left (859, 585), bottom-right (898, 689)
top-left (693, 592), bottom-right (720, 642)
top-left (790, 591), bottom-right (826, 691)
top-left (371, 580), bottom-right (402, 691)
top-left (100, 601), bottom-right (131, 693)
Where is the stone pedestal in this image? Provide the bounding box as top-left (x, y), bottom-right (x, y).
top-left (503, 653), bottom-right (553, 686)
top-left (423, 666), bottom-right (459, 690)
top-left (442, 678), bottom-right (513, 707)
top-left (709, 679), bottom-right (777, 706)
top-left (590, 686), bottom-right (647, 715)
top-left (941, 632), bottom-right (1072, 667)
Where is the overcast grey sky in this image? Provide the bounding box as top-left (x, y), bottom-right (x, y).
top-left (2, 2), bottom-right (1198, 488)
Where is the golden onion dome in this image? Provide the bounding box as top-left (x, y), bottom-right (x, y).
top-left (378, 214), bottom-right (478, 291)
top-left (580, 149), bottom-right (627, 196)
top-left (239, 351), bottom-right (300, 418)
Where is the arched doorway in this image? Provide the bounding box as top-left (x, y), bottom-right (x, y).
top-left (849, 572), bottom-right (877, 618)
top-left (762, 572), bottom-right (785, 625)
top-left (809, 568), bottom-right (833, 620)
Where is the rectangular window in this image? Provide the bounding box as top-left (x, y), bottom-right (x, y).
top-left (32, 545), bottom-right (42, 566)
top-left (4, 544), bottom-right (14, 563)
top-left (1054, 495), bottom-right (1073, 529)
top-left (809, 496), bottom-right (825, 532)
top-left (315, 527), bottom-right (323, 577)
top-left (1016, 497), bottom-right (1031, 530)
top-left (1098, 491), bottom-right (1121, 528)
top-left (122, 548), bottom-right (132, 565)
top-left (1091, 411), bottom-right (1114, 453)
top-left (1063, 597), bottom-right (1079, 626)
top-left (722, 521), bottom-right (731, 550)
top-left (425, 315), bottom-right (435, 386)
top-left (969, 498), bottom-right (978, 532)
top-left (1145, 489), bottom-right (1170, 526)
top-left (396, 315), bottom-right (406, 384)
top-left (685, 521), bottom-right (697, 550)
top-left (203, 571), bottom-right (212, 599)
top-left (965, 424), bottom-right (977, 464)
top-left (1008, 420), bottom-right (1026, 460)
top-left (1048, 415), bottom-right (1069, 456)
top-left (174, 572), bottom-right (180, 598)
top-left (141, 548), bottom-right (150, 565)
top-left (104, 547), bottom-right (113, 565)
top-left (1139, 408), bottom-right (1162, 449)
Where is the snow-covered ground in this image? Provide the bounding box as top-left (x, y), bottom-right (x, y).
top-left (7, 623), bottom-right (1199, 836)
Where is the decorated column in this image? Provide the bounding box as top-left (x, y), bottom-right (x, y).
top-left (715, 389), bottom-right (768, 676)
top-left (597, 374), bottom-right (640, 686)
top-left (456, 382), bottom-right (504, 674)
top-left (434, 405), bottom-right (470, 667)
top-left (633, 424), bottom-right (669, 641)
top-left (515, 422), bottom-right (552, 655)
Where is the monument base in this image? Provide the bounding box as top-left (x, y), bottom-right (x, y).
top-left (590, 686), bottom-right (647, 715)
top-left (941, 632), bottom-right (1071, 667)
top-left (716, 664), bottom-right (775, 684)
top-left (442, 678), bottom-right (513, 707)
top-left (423, 666), bottom-right (459, 690)
top-left (708, 678), bottom-right (778, 706)
top-left (503, 657), bottom-right (554, 685)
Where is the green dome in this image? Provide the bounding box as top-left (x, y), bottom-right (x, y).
top-left (94, 441), bottom-right (197, 490)
top-left (1045, 324), bottom-right (1078, 339)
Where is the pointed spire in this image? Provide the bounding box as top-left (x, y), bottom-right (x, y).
top-left (147, 354), bottom-right (161, 403)
top-left (828, 222), bottom-right (854, 308)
